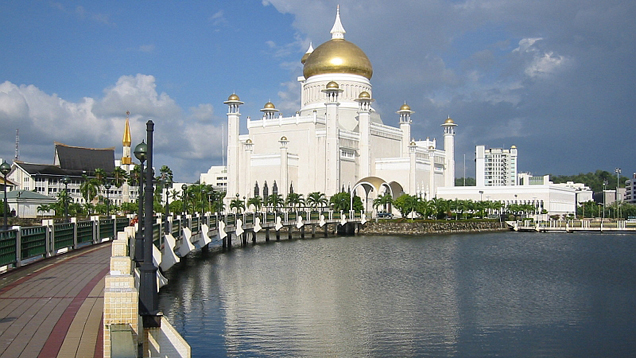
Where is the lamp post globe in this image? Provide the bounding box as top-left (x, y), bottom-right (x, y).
top-left (134, 141), bottom-right (147, 163)
top-left (1, 161), bottom-right (11, 230)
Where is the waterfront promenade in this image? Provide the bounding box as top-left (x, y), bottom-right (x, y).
top-left (0, 242), bottom-right (110, 358)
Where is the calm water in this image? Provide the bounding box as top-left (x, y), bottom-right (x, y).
top-left (158, 232), bottom-right (636, 357)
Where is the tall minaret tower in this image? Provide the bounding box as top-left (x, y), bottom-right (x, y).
top-left (322, 81), bottom-right (343, 196)
top-left (398, 103), bottom-right (413, 157)
top-left (356, 91), bottom-right (373, 179)
top-left (442, 116), bottom-right (457, 187)
top-left (121, 111), bottom-right (132, 171)
top-left (225, 94), bottom-right (243, 201)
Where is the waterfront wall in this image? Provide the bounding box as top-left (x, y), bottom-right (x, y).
top-left (358, 220), bottom-right (507, 235)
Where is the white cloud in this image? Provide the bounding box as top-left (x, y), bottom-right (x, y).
top-left (0, 76), bottom-right (223, 181)
top-left (139, 44), bottom-right (155, 53)
top-left (512, 38), bottom-right (569, 79)
top-left (209, 10), bottom-right (227, 27)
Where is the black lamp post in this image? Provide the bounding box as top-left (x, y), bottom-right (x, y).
top-left (104, 181), bottom-right (112, 217)
top-left (182, 184), bottom-right (187, 217)
top-left (133, 140), bottom-right (147, 264)
top-left (139, 120), bottom-right (160, 326)
top-left (164, 176), bottom-right (171, 235)
top-left (61, 175), bottom-right (70, 222)
top-left (1, 161), bottom-right (11, 230)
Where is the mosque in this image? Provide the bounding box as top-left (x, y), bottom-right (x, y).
top-left (222, 7), bottom-right (456, 206)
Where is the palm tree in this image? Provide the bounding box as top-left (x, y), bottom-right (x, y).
top-left (373, 192), bottom-right (393, 213)
top-left (285, 192), bottom-right (304, 209)
top-left (415, 197), bottom-right (433, 219)
top-left (112, 167), bottom-right (128, 188)
top-left (37, 204), bottom-right (50, 217)
top-left (267, 193), bottom-right (284, 211)
top-left (80, 174), bottom-right (98, 204)
top-left (306, 192), bottom-right (328, 209)
top-left (230, 197), bottom-right (245, 213)
top-left (247, 196), bottom-right (263, 211)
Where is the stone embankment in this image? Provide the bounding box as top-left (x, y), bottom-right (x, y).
top-left (358, 220), bottom-right (508, 235)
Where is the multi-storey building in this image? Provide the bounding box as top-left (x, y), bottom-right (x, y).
top-left (476, 145), bottom-right (518, 187)
top-left (624, 174), bottom-right (636, 204)
top-left (6, 116), bottom-right (138, 208)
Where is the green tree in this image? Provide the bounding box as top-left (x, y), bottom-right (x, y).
top-left (393, 194), bottom-right (418, 218)
top-left (373, 192), bottom-right (393, 213)
top-left (285, 192), bottom-right (305, 208)
top-left (230, 197), bottom-right (245, 213)
top-left (79, 174), bottom-right (98, 204)
top-left (415, 198), bottom-right (434, 219)
top-left (330, 192), bottom-right (350, 211)
top-left (306, 192), bottom-right (328, 209)
top-left (247, 196), bottom-right (263, 211)
top-left (267, 193), bottom-right (284, 211)
top-left (112, 167), bottom-right (128, 188)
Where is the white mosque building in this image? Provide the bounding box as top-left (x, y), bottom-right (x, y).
top-left (220, 7), bottom-right (456, 206)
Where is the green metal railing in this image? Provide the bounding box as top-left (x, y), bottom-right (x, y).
top-left (116, 218), bottom-right (129, 233)
top-left (20, 226), bottom-right (47, 260)
top-left (99, 219), bottom-right (115, 240)
top-left (77, 221), bottom-right (94, 244)
top-left (153, 223), bottom-right (161, 248)
top-left (0, 230), bottom-right (17, 267)
top-left (53, 223), bottom-right (74, 250)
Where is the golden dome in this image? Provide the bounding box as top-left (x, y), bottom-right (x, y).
top-left (511, 145), bottom-right (517, 149)
top-left (264, 101), bottom-right (275, 109)
top-left (303, 39), bottom-right (373, 80)
top-left (410, 140), bottom-right (417, 146)
top-left (358, 91), bottom-right (371, 99)
top-left (280, 136), bottom-right (288, 141)
top-left (326, 81), bottom-right (340, 89)
top-left (227, 93), bottom-right (240, 101)
top-left (445, 117), bottom-right (454, 124)
top-left (245, 139), bottom-right (253, 144)
top-left (399, 103), bottom-right (411, 111)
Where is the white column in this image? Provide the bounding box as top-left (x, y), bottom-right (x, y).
top-left (224, 94), bottom-right (243, 202)
top-left (356, 92), bottom-right (373, 179)
top-left (428, 146), bottom-right (436, 198)
top-left (409, 141), bottom-right (417, 195)
top-left (442, 117), bottom-right (457, 187)
top-left (280, 137), bottom-right (289, 198)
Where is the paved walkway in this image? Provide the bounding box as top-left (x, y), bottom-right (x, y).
top-left (0, 243), bottom-right (111, 358)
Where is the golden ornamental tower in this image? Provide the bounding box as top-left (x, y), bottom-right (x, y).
top-left (121, 111), bottom-right (132, 166)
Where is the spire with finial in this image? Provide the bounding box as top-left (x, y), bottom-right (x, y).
top-left (122, 111), bottom-right (132, 146)
top-left (330, 5), bottom-right (346, 40)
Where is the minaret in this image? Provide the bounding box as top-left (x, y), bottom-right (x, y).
top-left (322, 81), bottom-right (343, 196)
top-left (442, 116), bottom-right (457, 187)
top-left (225, 93), bottom-right (244, 201)
top-left (398, 103), bottom-right (413, 157)
top-left (121, 111), bottom-right (132, 170)
top-left (244, 139), bottom-right (253, 198)
top-left (428, 146), bottom-right (436, 198)
top-left (260, 101), bottom-right (279, 120)
top-left (279, 136), bottom-right (289, 198)
top-left (355, 91), bottom-right (373, 179)
top-left (409, 140), bottom-right (418, 195)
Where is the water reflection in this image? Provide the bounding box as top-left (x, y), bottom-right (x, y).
top-left (159, 232), bottom-right (636, 357)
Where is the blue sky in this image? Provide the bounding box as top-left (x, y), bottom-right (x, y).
top-left (1, 0), bottom-right (635, 183)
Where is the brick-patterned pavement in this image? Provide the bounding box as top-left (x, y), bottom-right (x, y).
top-left (0, 243), bottom-right (111, 358)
